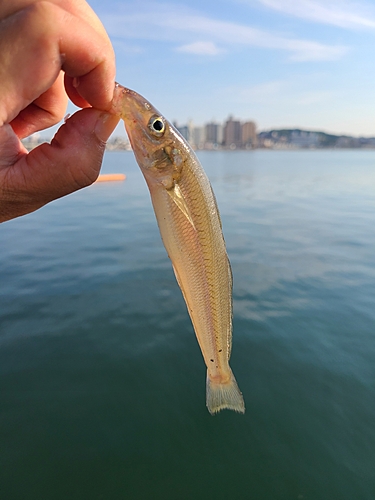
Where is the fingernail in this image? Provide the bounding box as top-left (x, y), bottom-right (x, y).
top-left (94, 112), bottom-right (120, 142)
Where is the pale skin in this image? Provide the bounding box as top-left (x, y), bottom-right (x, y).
top-left (0, 0), bottom-right (120, 223)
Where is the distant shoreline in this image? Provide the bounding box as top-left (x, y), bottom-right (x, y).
top-left (21, 127), bottom-right (375, 152)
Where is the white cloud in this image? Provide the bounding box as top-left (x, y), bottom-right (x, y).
top-left (255, 0), bottom-right (375, 29)
top-left (112, 40), bottom-right (143, 54)
top-left (282, 39), bottom-right (346, 61)
top-left (101, 2), bottom-right (347, 62)
top-left (218, 77), bottom-right (338, 107)
top-left (175, 41), bottom-right (224, 55)
top-left (294, 90), bottom-right (334, 106)
top-left (231, 80), bottom-right (286, 102)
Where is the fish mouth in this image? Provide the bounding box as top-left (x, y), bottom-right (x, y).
top-left (112, 83), bottom-right (154, 121)
top-left (111, 84), bottom-right (134, 119)
top-left (111, 84), bottom-right (143, 140)
top-left (111, 83), bottom-right (155, 162)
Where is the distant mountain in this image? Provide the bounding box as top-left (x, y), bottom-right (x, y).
top-left (258, 129), bottom-right (375, 149)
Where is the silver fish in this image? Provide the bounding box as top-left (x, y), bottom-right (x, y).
top-left (113, 84), bottom-right (244, 414)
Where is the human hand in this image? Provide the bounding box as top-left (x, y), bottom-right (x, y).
top-left (0, 0), bottom-right (120, 223)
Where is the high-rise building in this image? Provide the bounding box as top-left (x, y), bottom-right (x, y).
top-left (205, 122), bottom-right (224, 148)
top-left (176, 124), bottom-right (190, 142)
top-left (242, 121), bottom-right (257, 148)
top-left (205, 122), bottom-right (219, 144)
top-left (192, 127), bottom-right (204, 149)
top-left (176, 120), bottom-right (195, 144)
top-left (223, 116), bottom-right (242, 148)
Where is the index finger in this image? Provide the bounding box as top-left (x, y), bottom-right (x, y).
top-left (0, 1), bottom-right (116, 124)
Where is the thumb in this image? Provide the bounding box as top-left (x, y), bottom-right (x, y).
top-left (0, 108), bottom-right (120, 222)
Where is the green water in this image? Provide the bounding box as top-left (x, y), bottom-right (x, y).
top-left (1, 150), bottom-right (375, 499)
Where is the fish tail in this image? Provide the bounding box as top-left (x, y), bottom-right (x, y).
top-left (206, 369), bottom-right (245, 415)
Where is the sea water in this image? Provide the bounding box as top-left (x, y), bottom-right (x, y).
top-left (1, 150), bottom-right (375, 499)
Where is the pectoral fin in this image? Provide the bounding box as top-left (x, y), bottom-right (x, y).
top-left (166, 183), bottom-right (196, 230)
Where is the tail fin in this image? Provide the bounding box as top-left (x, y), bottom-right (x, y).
top-left (206, 369), bottom-right (245, 415)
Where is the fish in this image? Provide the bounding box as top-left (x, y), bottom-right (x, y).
top-left (112, 84), bottom-right (245, 415)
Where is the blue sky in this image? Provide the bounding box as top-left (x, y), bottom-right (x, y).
top-left (84, 0), bottom-right (375, 136)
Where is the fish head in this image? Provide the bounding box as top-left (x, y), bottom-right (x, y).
top-left (113, 84), bottom-right (187, 188)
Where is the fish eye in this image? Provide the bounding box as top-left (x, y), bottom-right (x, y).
top-left (149, 116), bottom-right (165, 136)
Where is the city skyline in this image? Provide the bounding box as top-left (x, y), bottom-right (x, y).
top-left (28, 114), bottom-right (375, 152)
top-left (173, 115), bottom-right (257, 149)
